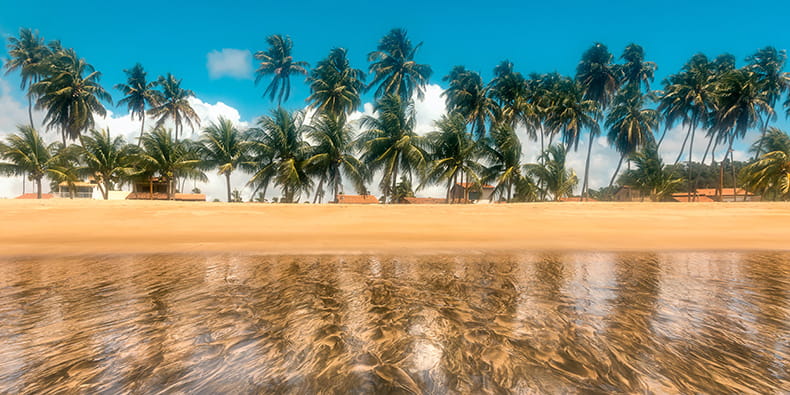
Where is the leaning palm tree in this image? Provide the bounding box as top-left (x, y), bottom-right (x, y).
top-left (305, 115), bottom-right (367, 203)
top-left (31, 48), bottom-right (112, 145)
top-left (741, 128), bottom-right (790, 200)
top-left (306, 48), bottom-right (365, 121)
top-left (422, 112), bottom-right (484, 202)
top-left (746, 47), bottom-right (788, 158)
top-left (115, 63), bottom-right (161, 145)
top-left (525, 144), bottom-right (578, 201)
top-left (605, 87), bottom-right (659, 186)
top-left (254, 34), bottom-right (309, 105)
top-left (197, 117), bottom-right (249, 202)
top-left (0, 125), bottom-right (63, 198)
top-left (575, 43), bottom-right (619, 199)
top-left (367, 28), bottom-right (432, 101)
top-left (135, 127), bottom-right (206, 199)
top-left (356, 94), bottom-right (427, 203)
top-left (246, 108), bottom-right (313, 203)
top-left (442, 66), bottom-right (498, 139)
top-left (147, 73), bottom-right (200, 141)
top-left (482, 123), bottom-right (524, 202)
top-left (77, 128), bottom-right (138, 199)
top-left (4, 28), bottom-right (51, 127)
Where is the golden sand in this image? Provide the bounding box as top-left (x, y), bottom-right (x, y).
top-left (0, 200), bottom-right (788, 256)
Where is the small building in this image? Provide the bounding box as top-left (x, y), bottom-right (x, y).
top-left (331, 194), bottom-right (379, 204)
top-left (399, 197), bottom-right (447, 204)
top-left (449, 183), bottom-right (494, 204)
top-left (55, 181), bottom-right (97, 199)
top-left (670, 193), bottom-right (716, 203)
top-left (693, 188), bottom-right (759, 202)
top-left (15, 193), bottom-right (54, 199)
top-left (559, 196), bottom-right (599, 202)
top-left (126, 192), bottom-right (206, 201)
top-left (613, 186), bottom-right (643, 202)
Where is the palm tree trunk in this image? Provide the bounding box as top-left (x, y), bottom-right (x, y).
top-left (687, 123), bottom-right (697, 202)
top-left (391, 160), bottom-right (399, 204)
top-left (609, 154), bottom-right (625, 188)
top-left (581, 132), bottom-right (595, 201)
top-left (149, 178), bottom-right (153, 200)
top-left (730, 138), bottom-right (738, 202)
top-left (752, 116), bottom-right (771, 161)
top-left (138, 116), bottom-right (145, 146)
top-left (313, 177), bottom-right (325, 204)
top-left (28, 95), bottom-right (34, 128)
top-left (656, 127), bottom-right (668, 149)
top-left (22, 172), bottom-right (25, 195)
top-left (225, 172), bottom-right (232, 202)
top-left (103, 181), bottom-right (109, 200)
top-left (700, 135), bottom-right (715, 166)
top-left (674, 123), bottom-right (692, 165)
top-left (539, 126), bottom-right (545, 162)
top-left (36, 178), bottom-right (42, 199)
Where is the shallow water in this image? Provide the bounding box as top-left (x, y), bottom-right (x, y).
top-left (0, 252), bottom-right (787, 394)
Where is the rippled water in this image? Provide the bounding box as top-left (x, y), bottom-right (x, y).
top-left (0, 253), bottom-right (788, 394)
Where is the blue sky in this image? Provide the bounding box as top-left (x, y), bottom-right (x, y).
top-left (1, 0), bottom-right (789, 199)
top-left (2, 0), bottom-right (790, 121)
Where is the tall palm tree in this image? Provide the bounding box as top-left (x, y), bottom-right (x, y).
top-left (357, 94), bottom-right (427, 203)
top-left (306, 48), bottom-right (365, 121)
top-left (605, 87), bottom-right (659, 186)
top-left (713, 68), bottom-right (771, 201)
top-left (197, 117), bottom-right (249, 202)
top-left (525, 144), bottom-right (578, 201)
top-left (746, 47), bottom-right (788, 158)
top-left (136, 127), bottom-right (205, 199)
top-left (741, 128), bottom-right (790, 200)
top-left (254, 34), bottom-right (309, 105)
top-left (482, 124), bottom-right (524, 202)
top-left (305, 115), bottom-right (367, 203)
top-left (443, 66), bottom-right (499, 139)
top-left (367, 28), bottom-right (432, 101)
top-left (4, 28), bottom-right (51, 127)
top-left (422, 112), bottom-right (483, 202)
top-left (616, 44), bottom-right (657, 92)
top-left (545, 77), bottom-right (600, 152)
top-left (115, 63), bottom-right (161, 145)
top-left (147, 73), bottom-right (200, 141)
top-left (0, 125), bottom-right (63, 198)
top-left (619, 141), bottom-right (683, 201)
top-left (247, 108), bottom-right (313, 203)
top-left (576, 43), bottom-right (620, 199)
top-left (31, 48), bottom-right (112, 145)
top-left (77, 128), bottom-right (137, 199)
top-left (489, 60), bottom-right (534, 131)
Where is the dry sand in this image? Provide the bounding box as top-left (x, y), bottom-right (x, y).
top-left (0, 199), bottom-right (788, 257)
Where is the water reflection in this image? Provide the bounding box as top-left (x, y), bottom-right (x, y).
top-left (0, 253), bottom-right (788, 393)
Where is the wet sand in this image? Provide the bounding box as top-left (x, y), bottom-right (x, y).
top-left (0, 200), bottom-right (788, 256)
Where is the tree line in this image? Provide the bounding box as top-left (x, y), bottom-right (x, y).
top-left (2, 27), bottom-right (790, 202)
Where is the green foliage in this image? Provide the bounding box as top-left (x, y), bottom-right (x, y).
top-left (255, 34), bottom-right (309, 104)
top-left (147, 73), bottom-right (200, 141)
top-left (525, 144), bottom-right (578, 201)
top-left (367, 29), bottom-right (432, 101)
top-left (618, 141), bottom-right (683, 201)
top-left (390, 176), bottom-right (414, 202)
top-left (306, 48), bottom-right (365, 121)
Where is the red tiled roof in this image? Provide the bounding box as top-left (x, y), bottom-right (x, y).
top-left (333, 194), bottom-right (379, 204)
top-left (400, 197), bottom-right (447, 204)
top-left (559, 197), bottom-right (598, 202)
top-left (15, 193), bottom-right (54, 199)
top-left (671, 195), bottom-right (716, 203)
top-left (126, 192), bottom-right (206, 201)
top-left (456, 183), bottom-right (494, 189)
top-left (692, 188), bottom-right (752, 196)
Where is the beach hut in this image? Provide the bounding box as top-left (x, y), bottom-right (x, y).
top-left (449, 183), bottom-right (494, 204)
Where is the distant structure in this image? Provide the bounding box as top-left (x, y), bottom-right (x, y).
top-left (15, 193), bottom-right (54, 199)
top-left (614, 185), bottom-right (759, 202)
top-left (559, 196), bottom-right (598, 202)
top-left (613, 185), bottom-right (642, 202)
top-left (331, 193), bottom-right (379, 204)
top-left (399, 197), bottom-right (447, 204)
top-left (54, 181), bottom-right (97, 199)
top-left (127, 177), bottom-right (205, 201)
top-left (450, 183), bottom-right (494, 204)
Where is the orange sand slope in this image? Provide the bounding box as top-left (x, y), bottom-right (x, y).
top-left (0, 200), bottom-right (788, 256)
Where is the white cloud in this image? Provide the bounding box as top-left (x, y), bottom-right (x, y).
top-left (206, 49), bottom-right (253, 80)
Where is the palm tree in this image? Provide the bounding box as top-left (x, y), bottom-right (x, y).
top-left (147, 73), bottom-right (200, 141)
top-left (545, 77), bottom-right (600, 151)
top-left (247, 108), bottom-right (313, 203)
top-left (4, 28), bottom-right (51, 127)
top-left (305, 115), bottom-right (367, 203)
top-left (576, 43), bottom-right (619, 199)
top-left (713, 68), bottom-right (771, 201)
top-left (254, 34), bottom-right (309, 105)
top-left (197, 117), bottom-right (249, 202)
top-left (77, 128), bottom-right (137, 199)
top-left (0, 125), bottom-right (63, 198)
top-left (31, 48), bottom-right (112, 145)
top-left (306, 48), bottom-right (365, 121)
top-left (746, 47), bottom-right (788, 158)
top-left (489, 60), bottom-right (534, 131)
top-left (605, 87), bottom-right (659, 186)
top-left (616, 44), bottom-right (657, 92)
top-left (482, 124), bottom-right (524, 202)
top-left (357, 94), bottom-right (427, 203)
top-left (525, 144), bottom-right (578, 201)
top-left (115, 63), bottom-right (161, 145)
top-left (136, 127), bottom-right (205, 199)
top-left (619, 141), bottom-right (683, 201)
top-left (741, 128), bottom-right (790, 200)
top-left (367, 28), bottom-right (432, 101)
top-left (442, 66), bottom-right (498, 139)
top-left (423, 113), bottom-right (483, 202)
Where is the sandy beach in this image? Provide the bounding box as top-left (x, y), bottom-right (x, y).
top-left (0, 200), bottom-right (788, 256)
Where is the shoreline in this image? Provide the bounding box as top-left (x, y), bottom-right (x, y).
top-left (0, 200), bottom-right (789, 257)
